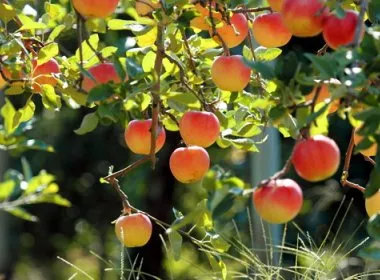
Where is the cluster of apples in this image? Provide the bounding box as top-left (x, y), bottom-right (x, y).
top-left (253, 135), bottom-right (341, 224)
top-left (263, 0), bottom-right (362, 49)
top-left (124, 111), bottom-right (220, 184)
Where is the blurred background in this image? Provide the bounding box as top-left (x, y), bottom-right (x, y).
top-left (0, 0), bottom-right (378, 279)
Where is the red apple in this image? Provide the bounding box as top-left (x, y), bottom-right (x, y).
top-left (169, 146), bottom-right (210, 184)
top-left (322, 10), bottom-right (362, 49)
top-left (252, 13), bottom-right (292, 48)
top-left (211, 55), bottom-right (251, 92)
top-left (72, 0), bottom-right (119, 18)
top-left (124, 119), bottom-right (166, 155)
top-left (253, 179), bottom-right (303, 224)
top-left (212, 13), bottom-right (248, 48)
top-left (82, 62), bottom-right (127, 92)
top-left (32, 58), bottom-right (60, 93)
top-left (292, 135), bottom-right (340, 182)
top-left (179, 111), bottom-right (220, 148)
top-left (115, 213), bottom-right (152, 247)
top-left (282, 0), bottom-right (328, 37)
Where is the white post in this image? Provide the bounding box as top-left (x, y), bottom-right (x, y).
top-left (250, 128), bottom-right (282, 264)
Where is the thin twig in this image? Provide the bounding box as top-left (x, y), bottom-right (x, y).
top-left (317, 44), bottom-right (328, 56)
top-left (76, 11), bottom-right (84, 89)
top-left (103, 156), bottom-right (150, 181)
top-left (149, 24), bottom-right (165, 169)
top-left (180, 29), bottom-right (196, 73)
top-left (340, 128), bottom-right (365, 193)
top-left (363, 155), bottom-right (376, 166)
top-left (208, 0), bottom-right (230, 55)
top-left (349, 0), bottom-right (367, 47)
top-left (231, 7), bottom-right (272, 13)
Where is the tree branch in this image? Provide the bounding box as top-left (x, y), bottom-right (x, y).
top-left (340, 128), bottom-right (365, 193)
top-left (149, 24), bottom-right (165, 169)
top-left (231, 7), bottom-right (271, 13)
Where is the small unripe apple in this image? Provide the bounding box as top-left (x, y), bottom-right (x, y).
top-left (72, 0), bottom-right (119, 18)
top-left (32, 58), bottom-right (60, 93)
top-left (353, 128), bottom-right (377, 157)
top-left (267, 0), bottom-right (285, 12)
top-left (282, 0), bottom-right (328, 37)
top-left (365, 190), bottom-right (380, 217)
top-left (212, 13), bottom-right (248, 48)
top-left (292, 135), bottom-right (341, 182)
top-left (253, 179), bottom-right (303, 224)
top-left (322, 10), bottom-right (362, 49)
top-left (252, 13), bottom-right (292, 48)
top-left (169, 146), bottom-right (210, 184)
top-left (82, 62), bottom-right (127, 93)
top-left (179, 111), bottom-right (220, 148)
top-left (211, 55), bottom-right (251, 92)
top-left (115, 213), bottom-right (152, 247)
top-left (135, 0), bottom-right (160, 16)
top-left (124, 119), bottom-right (166, 155)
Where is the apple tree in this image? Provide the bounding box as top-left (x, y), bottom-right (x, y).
top-left (0, 0), bottom-right (379, 277)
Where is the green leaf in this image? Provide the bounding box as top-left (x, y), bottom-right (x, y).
top-left (48, 25), bottom-right (66, 42)
top-left (32, 193), bottom-right (71, 207)
top-left (74, 112), bottom-right (99, 135)
top-left (5, 85), bottom-right (25, 96)
top-left (25, 171), bottom-right (55, 195)
top-left (365, 149), bottom-right (380, 197)
top-left (0, 3), bottom-right (16, 23)
top-left (0, 180), bottom-right (16, 200)
top-left (167, 229), bottom-right (182, 261)
top-left (304, 53), bottom-right (336, 78)
top-left (37, 43), bottom-right (59, 65)
top-left (229, 138), bottom-right (259, 152)
top-left (1, 98), bottom-right (17, 135)
top-left (18, 14), bottom-right (47, 31)
top-left (243, 59), bottom-right (276, 80)
top-left (14, 139), bottom-right (55, 153)
top-left (41, 85), bottom-right (61, 110)
top-left (367, 214), bottom-right (380, 240)
top-left (87, 84), bottom-right (114, 103)
top-left (210, 234), bottom-right (230, 253)
top-left (4, 207), bottom-right (38, 222)
top-left (75, 34), bottom-right (99, 62)
top-left (255, 47), bottom-right (282, 61)
top-left (21, 157), bottom-right (33, 181)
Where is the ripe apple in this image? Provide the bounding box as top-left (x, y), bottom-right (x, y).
top-left (190, 2), bottom-right (222, 31)
top-left (267, 0), bottom-right (285, 12)
top-left (305, 81), bottom-right (341, 114)
top-left (169, 146), bottom-right (210, 184)
top-left (179, 111), bottom-right (220, 148)
top-left (282, 0), bottom-right (328, 37)
top-left (365, 190), bottom-right (380, 217)
top-left (72, 0), bottom-right (119, 18)
top-left (135, 0), bottom-right (160, 17)
top-left (353, 128), bottom-right (377, 157)
top-left (323, 10), bottom-right (362, 49)
top-left (32, 58), bottom-right (60, 93)
top-left (82, 62), bottom-right (127, 93)
top-left (253, 179), bottom-right (303, 224)
top-left (212, 13), bottom-right (248, 48)
top-left (211, 55), bottom-right (251, 92)
top-left (292, 135), bottom-right (341, 182)
top-left (252, 13), bottom-right (292, 48)
top-left (115, 213), bottom-right (152, 247)
top-left (124, 119), bottom-right (166, 155)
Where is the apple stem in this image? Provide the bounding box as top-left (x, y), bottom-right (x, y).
top-left (340, 128), bottom-right (365, 193)
top-left (208, 0), bottom-right (230, 56)
top-left (317, 44), bottom-right (328, 56)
